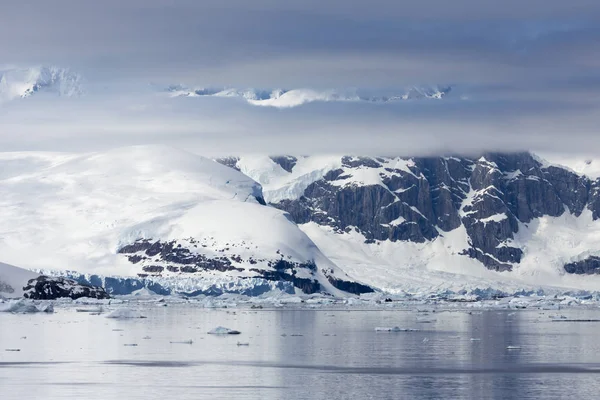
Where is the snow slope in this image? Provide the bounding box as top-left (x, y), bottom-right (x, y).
top-left (0, 262), bottom-right (38, 298)
top-left (536, 152), bottom-right (600, 180)
top-left (237, 155), bottom-right (344, 203)
top-left (0, 145), bottom-right (351, 294)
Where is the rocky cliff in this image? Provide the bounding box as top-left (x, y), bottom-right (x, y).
top-left (223, 152), bottom-right (600, 275)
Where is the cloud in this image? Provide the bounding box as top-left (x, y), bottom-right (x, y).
top-left (1, 1), bottom-right (600, 156)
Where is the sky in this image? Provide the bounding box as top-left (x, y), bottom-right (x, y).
top-left (1, 0), bottom-right (600, 156)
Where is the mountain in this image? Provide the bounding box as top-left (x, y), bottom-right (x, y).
top-left (3, 145), bottom-right (600, 297)
top-left (166, 86), bottom-right (452, 108)
top-left (217, 153), bottom-right (600, 293)
top-left (0, 66), bottom-right (82, 102)
top-left (0, 145), bottom-right (366, 296)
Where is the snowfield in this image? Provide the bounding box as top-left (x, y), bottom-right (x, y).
top-left (0, 145), bottom-right (353, 296)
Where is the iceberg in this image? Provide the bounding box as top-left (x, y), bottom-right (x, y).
top-left (0, 299), bottom-right (54, 313)
top-left (207, 326), bottom-right (241, 335)
top-left (374, 326), bottom-right (418, 332)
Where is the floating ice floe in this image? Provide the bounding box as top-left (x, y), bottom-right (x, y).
top-left (105, 308), bottom-right (147, 319)
top-left (374, 327), bottom-right (418, 332)
top-left (506, 346), bottom-right (522, 350)
top-left (76, 307), bottom-right (103, 313)
top-left (207, 326), bottom-right (241, 335)
top-left (0, 300), bottom-right (54, 313)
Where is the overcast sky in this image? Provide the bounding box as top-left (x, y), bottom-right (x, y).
top-left (1, 0), bottom-right (600, 156)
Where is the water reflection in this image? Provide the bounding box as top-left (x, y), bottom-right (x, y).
top-left (2, 306), bottom-right (600, 399)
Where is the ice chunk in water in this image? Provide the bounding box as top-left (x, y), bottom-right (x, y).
top-left (207, 326), bottom-right (241, 335)
top-left (374, 327), bottom-right (418, 332)
top-left (0, 300), bottom-right (53, 313)
top-left (105, 308), bottom-right (146, 319)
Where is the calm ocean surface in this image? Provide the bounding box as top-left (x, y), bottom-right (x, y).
top-left (2, 304), bottom-right (600, 399)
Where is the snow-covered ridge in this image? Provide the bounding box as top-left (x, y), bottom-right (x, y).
top-left (0, 66), bottom-right (83, 102)
top-left (0, 262), bottom-right (38, 298)
top-left (166, 85), bottom-right (452, 108)
top-left (0, 145), bottom-right (367, 296)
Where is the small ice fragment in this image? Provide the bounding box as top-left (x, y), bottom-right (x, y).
top-left (208, 326), bottom-right (241, 335)
top-left (170, 340), bottom-right (193, 344)
top-left (76, 307), bottom-right (103, 313)
top-left (506, 346), bottom-right (521, 350)
top-left (105, 308), bottom-right (146, 319)
top-left (422, 338), bottom-right (429, 343)
top-left (375, 327), bottom-right (418, 332)
top-left (470, 338), bottom-right (481, 341)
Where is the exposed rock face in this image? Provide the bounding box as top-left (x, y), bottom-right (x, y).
top-left (214, 156), bottom-right (241, 171)
top-left (117, 239), bottom-right (348, 294)
top-left (118, 239), bottom-right (245, 273)
top-left (23, 276), bottom-right (110, 300)
top-left (251, 152), bottom-right (600, 273)
top-left (270, 156), bottom-right (298, 173)
top-left (326, 275), bottom-right (374, 294)
top-left (564, 257), bottom-right (600, 274)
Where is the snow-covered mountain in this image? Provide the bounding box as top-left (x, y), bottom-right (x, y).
top-left (0, 66), bottom-right (83, 102)
top-left (217, 153), bottom-right (600, 293)
top-left (4, 145), bottom-right (600, 296)
top-left (0, 66), bottom-right (452, 109)
top-left (0, 146), bottom-right (366, 296)
top-left (165, 85), bottom-right (452, 108)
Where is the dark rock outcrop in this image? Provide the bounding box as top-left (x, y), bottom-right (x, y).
top-left (270, 152), bottom-right (600, 272)
top-left (118, 239), bottom-right (327, 293)
top-left (326, 276), bottom-right (374, 294)
top-left (23, 276), bottom-right (110, 300)
top-left (118, 240), bottom-right (244, 273)
top-left (564, 257), bottom-right (600, 274)
top-left (270, 156), bottom-right (298, 172)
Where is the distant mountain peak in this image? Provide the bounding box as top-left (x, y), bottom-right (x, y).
top-left (165, 85), bottom-right (453, 108)
top-left (0, 66), bottom-right (83, 102)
